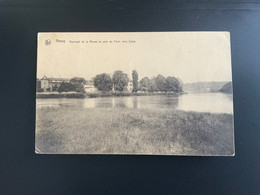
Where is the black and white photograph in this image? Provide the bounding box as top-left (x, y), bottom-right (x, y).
top-left (36, 32), bottom-right (234, 155)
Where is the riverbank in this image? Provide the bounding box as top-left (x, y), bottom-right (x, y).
top-left (86, 91), bottom-right (186, 98)
top-left (36, 91), bottom-right (187, 98)
top-left (36, 92), bottom-right (85, 98)
top-left (36, 106), bottom-right (234, 155)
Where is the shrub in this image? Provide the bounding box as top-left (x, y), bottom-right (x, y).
top-left (57, 82), bottom-right (75, 93)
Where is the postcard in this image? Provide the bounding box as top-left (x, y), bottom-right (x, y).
top-left (36, 32), bottom-right (234, 155)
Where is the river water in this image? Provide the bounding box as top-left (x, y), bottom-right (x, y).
top-left (37, 92), bottom-right (233, 114)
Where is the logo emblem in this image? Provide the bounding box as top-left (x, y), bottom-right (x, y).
top-left (45, 39), bottom-right (51, 46)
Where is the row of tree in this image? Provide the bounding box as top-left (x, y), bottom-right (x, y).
top-left (93, 70), bottom-right (138, 92)
top-left (139, 75), bottom-right (182, 92)
top-left (94, 70), bottom-right (130, 92)
top-left (93, 70), bottom-right (182, 93)
top-left (39, 70), bottom-right (182, 93)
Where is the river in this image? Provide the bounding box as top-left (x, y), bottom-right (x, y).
top-left (36, 92), bottom-right (233, 114)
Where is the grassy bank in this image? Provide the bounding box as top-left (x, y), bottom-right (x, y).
top-left (35, 106), bottom-right (234, 155)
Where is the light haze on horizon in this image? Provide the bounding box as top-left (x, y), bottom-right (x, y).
top-left (37, 32), bottom-right (232, 83)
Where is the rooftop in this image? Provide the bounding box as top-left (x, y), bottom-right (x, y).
top-left (41, 76), bottom-right (70, 82)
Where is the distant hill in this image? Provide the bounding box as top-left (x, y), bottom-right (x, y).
top-left (183, 82), bottom-right (229, 93)
top-left (219, 82), bottom-right (232, 94)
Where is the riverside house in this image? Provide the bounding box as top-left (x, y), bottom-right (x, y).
top-left (39, 76), bottom-right (70, 91)
top-left (83, 80), bottom-right (97, 92)
top-left (127, 80), bottom-right (133, 91)
top-left (111, 80), bottom-right (133, 92)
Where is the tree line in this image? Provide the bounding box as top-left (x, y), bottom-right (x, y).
top-left (93, 70), bottom-right (182, 93)
top-left (38, 70), bottom-right (182, 93)
top-left (139, 75), bottom-right (182, 92)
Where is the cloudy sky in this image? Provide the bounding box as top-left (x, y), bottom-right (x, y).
top-left (37, 32), bottom-right (232, 83)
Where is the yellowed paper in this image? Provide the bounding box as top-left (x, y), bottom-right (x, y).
top-left (36, 32), bottom-right (234, 155)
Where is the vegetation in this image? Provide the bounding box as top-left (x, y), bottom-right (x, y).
top-left (139, 77), bottom-right (150, 91)
top-left (36, 106), bottom-right (234, 155)
top-left (70, 77), bottom-right (85, 84)
top-left (132, 70), bottom-right (138, 92)
top-left (139, 75), bottom-right (182, 92)
top-left (166, 76), bottom-right (183, 92)
top-left (57, 77), bottom-right (85, 93)
top-left (52, 84), bottom-right (58, 91)
top-left (93, 73), bottom-right (113, 91)
top-left (37, 70), bottom-right (183, 95)
top-left (73, 83), bottom-right (85, 93)
top-left (57, 82), bottom-right (75, 93)
top-left (112, 70), bottom-right (129, 91)
top-left (155, 74), bottom-right (168, 91)
top-left (69, 77), bottom-right (85, 93)
top-left (219, 82), bottom-right (232, 94)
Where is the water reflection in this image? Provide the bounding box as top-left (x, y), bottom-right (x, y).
top-left (133, 97), bottom-right (138, 108)
top-left (37, 92), bottom-right (233, 114)
top-left (95, 98), bottom-right (113, 108)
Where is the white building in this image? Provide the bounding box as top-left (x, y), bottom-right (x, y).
top-left (84, 80), bottom-right (97, 92)
top-left (127, 81), bottom-right (133, 92)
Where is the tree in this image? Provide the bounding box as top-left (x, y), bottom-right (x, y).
top-left (112, 70), bottom-right (129, 91)
top-left (154, 74), bottom-right (167, 91)
top-left (94, 73), bottom-right (113, 91)
top-left (139, 77), bottom-right (157, 92)
top-left (219, 82), bottom-right (232, 94)
top-left (139, 77), bottom-right (150, 91)
top-left (52, 84), bottom-right (58, 91)
top-left (57, 82), bottom-right (75, 93)
top-left (70, 77), bottom-right (85, 84)
top-left (166, 76), bottom-right (182, 92)
top-left (132, 70), bottom-right (138, 92)
top-left (148, 77), bottom-right (156, 92)
top-left (69, 77), bottom-right (85, 93)
top-left (73, 83), bottom-right (85, 93)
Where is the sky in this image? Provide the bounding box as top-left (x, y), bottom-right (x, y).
top-left (37, 32), bottom-right (232, 83)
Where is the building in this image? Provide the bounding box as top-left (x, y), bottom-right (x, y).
top-left (49, 78), bottom-right (71, 91)
top-left (40, 76), bottom-right (50, 91)
top-left (83, 80), bottom-right (97, 92)
top-left (39, 76), bottom-right (70, 91)
top-left (127, 81), bottom-right (133, 92)
top-left (112, 81), bottom-right (133, 92)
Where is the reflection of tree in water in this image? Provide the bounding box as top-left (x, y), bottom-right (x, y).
top-left (94, 98), bottom-right (113, 108)
top-left (114, 98), bottom-right (127, 108)
top-left (146, 96), bottom-right (179, 110)
top-left (91, 96), bottom-right (179, 109)
top-left (115, 96), bottom-right (179, 110)
top-left (133, 96), bottom-right (138, 109)
top-left (160, 95), bottom-right (179, 110)
top-left (111, 97), bottom-right (139, 108)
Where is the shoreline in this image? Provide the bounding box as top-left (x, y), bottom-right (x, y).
top-left (36, 91), bottom-right (187, 98)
